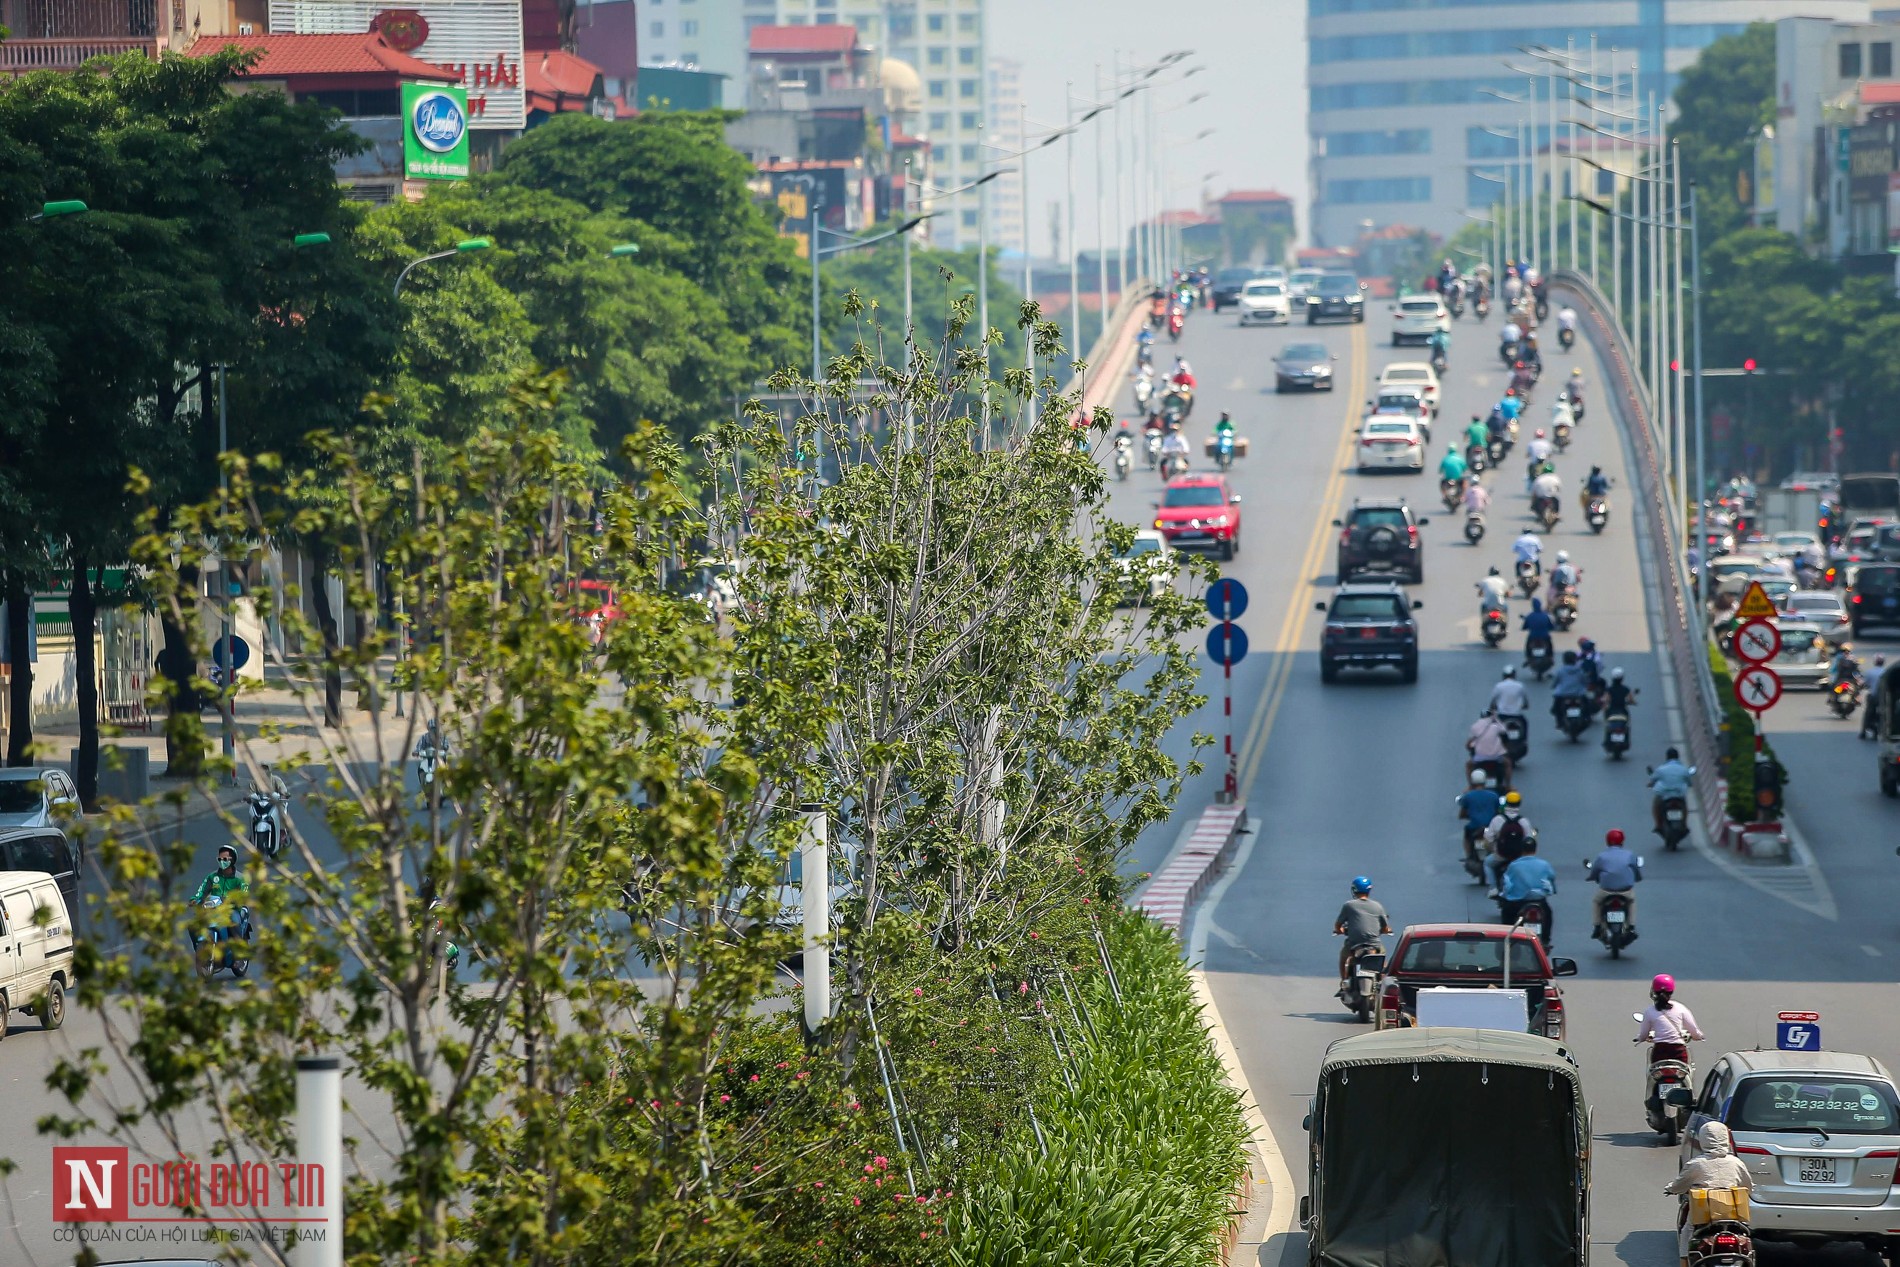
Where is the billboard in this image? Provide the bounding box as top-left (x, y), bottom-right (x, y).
top-left (403, 83), bottom-right (470, 180)
top-left (268, 0), bottom-right (525, 129)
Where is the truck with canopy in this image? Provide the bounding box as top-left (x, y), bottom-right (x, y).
top-left (1301, 1027), bottom-right (1591, 1267)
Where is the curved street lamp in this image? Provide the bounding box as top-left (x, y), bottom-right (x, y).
top-left (393, 237), bottom-right (493, 299)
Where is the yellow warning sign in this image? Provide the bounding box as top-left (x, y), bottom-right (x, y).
top-left (1734, 580), bottom-right (1778, 620)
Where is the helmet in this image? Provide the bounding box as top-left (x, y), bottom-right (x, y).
top-left (1651, 973), bottom-right (1676, 995)
top-left (1514, 361), bottom-right (1526, 369)
top-left (1502, 665), bottom-right (1517, 678)
top-left (1504, 791), bottom-right (1523, 806)
top-left (217, 845), bottom-right (237, 866)
top-left (1505, 388), bottom-right (1516, 397)
top-left (1470, 769), bottom-right (1489, 786)
top-left (1579, 638), bottom-right (1596, 652)
top-left (1556, 550), bottom-right (1569, 563)
top-left (1571, 367), bottom-right (1582, 376)
top-left (1489, 566), bottom-right (1501, 577)
top-left (1610, 667), bottom-right (1625, 681)
top-left (1535, 429), bottom-right (1546, 438)
top-left (1605, 829), bottom-right (1626, 845)
top-left (1351, 876), bottom-right (1372, 895)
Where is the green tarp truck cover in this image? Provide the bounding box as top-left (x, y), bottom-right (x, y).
top-left (1311, 1028), bottom-right (1587, 1267)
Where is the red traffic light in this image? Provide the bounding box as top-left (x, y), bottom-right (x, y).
top-left (1669, 358), bottom-right (1679, 372)
top-left (1742, 357), bottom-right (1758, 372)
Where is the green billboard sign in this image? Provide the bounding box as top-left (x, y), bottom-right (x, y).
top-left (402, 82), bottom-right (470, 181)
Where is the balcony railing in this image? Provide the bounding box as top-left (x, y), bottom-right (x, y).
top-left (0, 36), bottom-right (157, 73)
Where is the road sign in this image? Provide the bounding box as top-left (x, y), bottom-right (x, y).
top-left (1205, 577), bottom-right (1249, 622)
top-left (1206, 623), bottom-right (1249, 666)
top-left (210, 635), bottom-right (252, 672)
top-left (1778, 1011), bottom-right (1820, 1022)
top-left (1732, 618), bottom-right (1781, 665)
top-left (1733, 664), bottom-right (1783, 713)
top-left (1734, 580), bottom-right (1778, 620)
top-left (1777, 1021), bottom-right (1822, 1051)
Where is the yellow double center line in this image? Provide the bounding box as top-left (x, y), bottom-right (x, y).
top-left (1230, 321), bottom-right (1369, 802)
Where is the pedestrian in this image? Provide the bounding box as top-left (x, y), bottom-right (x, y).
top-left (1862, 655), bottom-right (1887, 740)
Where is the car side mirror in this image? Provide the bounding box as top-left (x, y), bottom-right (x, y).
top-left (1331, 518), bottom-right (1343, 527)
top-left (1412, 600), bottom-right (1424, 609)
top-left (1315, 601), bottom-right (1329, 612)
top-left (1230, 494), bottom-right (1242, 504)
top-left (1551, 957), bottom-right (1579, 977)
top-left (1416, 517), bottom-right (1429, 526)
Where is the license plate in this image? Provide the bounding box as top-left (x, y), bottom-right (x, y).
top-left (1359, 628), bottom-right (1379, 639)
top-left (1606, 909), bottom-right (1626, 923)
top-left (1173, 532), bottom-right (1207, 542)
top-left (1566, 707), bottom-right (1581, 718)
top-left (1667, 810), bottom-right (1685, 822)
top-left (1798, 1157), bottom-right (1838, 1184)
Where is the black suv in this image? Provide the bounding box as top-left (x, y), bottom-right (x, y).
top-left (1335, 500), bottom-right (1426, 584)
top-left (1851, 562), bottom-right (1900, 634)
top-left (1306, 273), bottom-right (1365, 324)
top-left (1317, 583), bottom-right (1423, 683)
top-left (1211, 266), bottom-right (1266, 310)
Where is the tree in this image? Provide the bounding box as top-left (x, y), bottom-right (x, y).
top-left (818, 233), bottom-right (1028, 369)
top-left (1673, 23), bottom-right (1776, 241)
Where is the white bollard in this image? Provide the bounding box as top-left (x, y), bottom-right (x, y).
top-left (295, 1056), bottom-right (343, 1267)
top-left (800, 803), bottom-right (830, 1035)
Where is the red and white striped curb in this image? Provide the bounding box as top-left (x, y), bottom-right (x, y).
top-left (1134, 803), bottom-right (1250, 933)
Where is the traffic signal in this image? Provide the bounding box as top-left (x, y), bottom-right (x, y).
top-left (1669, 358), bottom-right (1679, 372)
top-left (1742, 357), bottom-right (1758, 373)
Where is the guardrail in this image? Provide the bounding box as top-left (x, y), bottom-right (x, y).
top-left (0, 37), bottom-right (156, 73)
top-left (1552, 270), bottom-right (1730, 847)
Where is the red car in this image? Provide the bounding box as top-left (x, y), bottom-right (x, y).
top-left (1375, 923), bottom-right (1578, 1040)
top-left (1153, 474), bottom-right (1242, 560)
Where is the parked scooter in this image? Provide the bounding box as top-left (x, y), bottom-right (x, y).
top-left (1337, 937), bottom-right (1387, 1022)
top-left (247, 792), bottom-right (281, 860)
top-left (1636, 1016), bottom-right (1697, 1144)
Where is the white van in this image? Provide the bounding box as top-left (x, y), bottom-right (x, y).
top-left (0, 871), bottom-right (74, 1035)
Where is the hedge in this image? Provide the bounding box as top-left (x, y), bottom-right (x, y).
top-left (1709, 638), bottom-right (1782, 821)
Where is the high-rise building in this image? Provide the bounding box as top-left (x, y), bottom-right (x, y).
top-left (1307, 0), bottom-right (1869, 248)
top-left (987, 55), bottom-right (1025, 259)
top-left (620, 0), bottom-right (746, 83)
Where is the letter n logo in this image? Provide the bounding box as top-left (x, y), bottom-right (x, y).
top-left (52, 1147), bottom-right (126, 1221)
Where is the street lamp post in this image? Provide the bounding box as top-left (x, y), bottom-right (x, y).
top-left (393, 237), bottom-right (492, 299)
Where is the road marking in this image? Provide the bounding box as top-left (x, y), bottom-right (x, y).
top-left (1231, 321), bottom-right (1369, 802)
top-left (1864, 944), bottom-right (1882, 957)
top-left (1191, 966), bottom-right (1297, 1253)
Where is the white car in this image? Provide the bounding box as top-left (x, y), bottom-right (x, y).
top-left (1368, 386), bottom-right (1432, 444)
top-left (1112, 530), bottom-right (1175, 604)
top-left (0, 768), bottom-right (79, 829)
top-left (1779, 589), bottom-right (1852, 642)
top-left (1767, 621), bottom-right (1832, 688)
top-left (1389, 295), bottom-right (1450, 346)
top-left (1356, 418), bottom-right (1426, 473)
top-left (1236, 279), bottom-right (1292, 326)
top-left (1288, 268), bottom-right (1324, 301)
top-left (1378, 362), bottom-right (1441, 417)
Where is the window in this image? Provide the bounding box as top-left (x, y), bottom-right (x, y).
top-left (1596, 167), bottom-right (1615, 196)
top-left (680, 19), bottom-right (697, 34)
top-left (958, 78), bottom-right (977, 98)
top-left (1325, 176), bottom-right (1431, 204)
top-left (1842, 42), bottom-right (1863, 78)
top-left (928, 79), bottom-right (947, 98)
top-left (1876, 42), bottom-right (1893, 77)
top-left (927, 46), bottom-right (945, 64)
top-left (1329, 595), bottom-right (1406, 620)
top-left (961, 209), bottom-right (978, 226)
top-left (815, 12), bottom-right (835, 21)
top-left (1326, 129), bottom-right (1430, 157)
top-left (957, 12), bottom-right (976, 31)
top-left (1730, 1078), bottom-right (1899, 1133)
top-left (889, 12), bottom-right (913, 37)
top-left (959, 110), bottom-right (979, 128)
top-left (1467, 170), bottom-right (1506, 207)
top-left (959, 143), bottom-right (976, 161)
top-left (958, 45), bottom-right (975, 64)
top-left (650, 20), bottom-right (665, 36)
top-left (1313, 78), bottom-right (1528, 111)
top-left (926, 13), bottom-right (945, 31)
top-left (928, 111), bottom-right (949, 130)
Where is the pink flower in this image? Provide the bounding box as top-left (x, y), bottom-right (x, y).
top-left (912, 987), bottom-right (923, 997)
top-left (719, 1094), bottom-right (731, 1103)
top-left (775, 1061), bottom-right (789, 1069)
top-left (749, 1074), bottom-right (760, 1082)
top-left (815, 1181), bottom-right (824, 1188)
top-left (850, 1101), bottom-right (862, 1110)
top-left (1028, 931), bottom-right (1040, 940)
top-left (1018, 982), bottom-right (1029, 994)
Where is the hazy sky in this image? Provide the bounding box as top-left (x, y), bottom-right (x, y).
top-left (989, 0), bottom-right (1308, 257)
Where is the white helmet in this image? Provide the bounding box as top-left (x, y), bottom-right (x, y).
top-left (1556, 550), bottom-right (1569, 563)
top-left (1470, 768), bottom-right (1490, 786)
top-left (1502, 665), bottom-right (1517, 679)
top-left (1610, 667), bottom-right (1625, 681)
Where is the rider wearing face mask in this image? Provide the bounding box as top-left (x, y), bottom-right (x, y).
top-left (1665, 1122), bottom-right (1754, 1262)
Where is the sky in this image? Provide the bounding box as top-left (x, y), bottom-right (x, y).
top-left (989, 0), bottom-right (1308, 258)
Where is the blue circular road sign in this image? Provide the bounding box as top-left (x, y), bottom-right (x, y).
top-left (1205, 577), bottom-right (1250, 622)
top-left (211, 635), bottom-right (252, 672)
top-left (1205, 623), bottom-right (1249, 666)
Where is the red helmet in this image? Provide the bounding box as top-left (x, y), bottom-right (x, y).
top-left (1534, 429), bottom-right (1546, 438)
top-left (1651, 973), bottom-right (1675, 995)
top-left (1605, 829), bottom-right (1625, 845)
top-left (1505, 388), bottom-right (1516, 397)
top-left (1514, 360), bottom-right (1525, 368)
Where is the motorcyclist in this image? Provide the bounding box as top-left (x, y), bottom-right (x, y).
top-left (1148, 288), bottom-right (1169, 325)
top-left (1531, 468), bottom-right (1564, 517)
top-left (1427, 327), bottom-right (1451, 364)
top-left (1482, 790), bottom-right (1534, 894)
top-left (1159, 427), bottom-right (1190, 474)
top-left (191, 844), bottom-right (249, 908)
top-left (1500, 317), bottom-right (1523, 352)
top-left (1520, 333), bottom-right (1542, 373)
top-left (1513, 529), bottom-right (1543, 576)
top-left (1170, 357), bottom-right (1195, 389)
top-left (1828, 642), bottom-right (1863, 691)
top-left (1557, 305), bottom-right (1578, 339)
top-left (1587, 828), bottom-right (1642, 940)
top-left (1489, 663), bottom-right (1530, 717)
top-left (1550, 650), bottom-right (1594, 729)
top-left (1214, 410), bottom-right (1236, 438)
top-left (1456, 770), bottom-right (1504, 866)
top-left (1135, 326), bottom-right (1155, 365)
top-left (1467, 708), bottom-right (1513, 787)
top-left (1464, 476), bottom-right (1491, 518)
top-left (1546, 550), bottom-right (1581, 608)
top-left (1648, 748), bottom-right (1696, 834)
top-left (1464, 414), bottom-right (1489, 453)
top-left (1525, 427), bottom-right (1553, 468)
top-left (1333, 875), bottom-right (1392, 989)
top-left (1603, 666), bottom-right (1638, 717)
top-left (1636, 973), bottom-right (1705, 1053)
top-left (1438, 443), bottom-right (1468, 486)
top-left (1498, 834), bottom-right (1557, 943)
top-left (1512, 359), bottom-right (1537, 396)
top-left (1861, 654), bottom-right (1888, 740)
top-left (1665, 1123), bottom-right (1754, 1263)
top-left (1581, 464), bottom-right (1611, 515)
top-left (1498, 388), bottom-right (1523, 426)
top-left (1576, 636), bottom-right (1605, 688)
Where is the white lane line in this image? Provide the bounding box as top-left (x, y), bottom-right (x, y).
top-left (1191, 965), bottom-right (1297, 1256)
top-left (1864, 944), bottom-right (1883, 957)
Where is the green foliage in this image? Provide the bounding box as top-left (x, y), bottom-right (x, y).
top-left (950, 912), bottom-right (1250, 1266)
top-left (820, 233), bottom-right (1028, 367)
top-left (1672, 23), bottom-right (1776, 242)
top-left (1709, 638), bottom-right (1779, 821)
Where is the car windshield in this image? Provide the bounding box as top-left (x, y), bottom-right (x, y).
top-left (1729, 1077), bottom-right (1900, 1134)
top-left (1778, 629), bottom-right (1823, 655)
top-left (1352, 509), bottom-right (1409, 528)
top-left (1397, 935), bottom-right (1544, 975)
top-left (1163, 485), bottom-right (1225, 508)
top-left (0, 782), bottom-right (43, 813)
top-left (1790, 595), bottom-right (1843, 614)
top-left (1775, 534), bottom-right (1819, 550)
top-left (1291, 270), bottom-right (1323, 286)
top-left (1331, 595), bottom-right (1405, 620)
top-left (1281, 344), bottom-right (1328, 362)
top-left (1216, 268), bottom-right (1255, 284)
top-left (1384, 368), bottom-right (1429, 382)
top-left (1375, 395), bottom-right (1420, 411)
top-left (1245, 282), bottom-right (1285, 296)
top-left (1400, 299), bottom-right (1438, 313)
top-left (1858, 568), bottom-right (1900, 595)
top-left (1119, 537), bottom-right (1161, 557)
top-left (1365, 423), bottom-right (1414, 437)
top-left (1317, 275), bottom-right (1357, 295)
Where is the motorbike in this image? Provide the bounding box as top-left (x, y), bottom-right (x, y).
top-left (1558, 325), bottom-right (1575, 351)
top-left (188, 894), bottom-right (253, 980)
top-left (1587, 496), bottom-right (1609, 534)
top-left (1534, 294), bottom-right (1551, 323)
top-left (1829, 678), bottom-right (1862, 719)
top-left (1499, 341), bottom-right (1518, 368)
top-left (1144, 428), bottom-right (1162, 469)
top-left (1474, 296), bottom-right (1490, 320)
top-left (1652, 776), bottom-right (1690, 851)
top-left (1465, 513), bottom-right (1487, 546)
top-left (1537, 498), bottom-right (1561, 531)
top-left (1636, 1019), bottom-right (1697, 1144)
top-left (1499, 711), bottom-right (1530, 764)
top-left (1505, 895), bottom-right (1552, 949)
top-left (1462, 826), bottom-right (1487, 880)
top-left (1337, 937), bottom-right (1387, 1022)
top-left (1113, 436), bottom-right (1133, 480)
top-left (1558, 695), bottom-right (1591, 742)
top-left (1551, 587), bottom-right (1579, 631)
top-left (1132, 377), bottom-right (1153, 411)
top-left (1603, 710), bottom-right (1632, 759)
top-left (1214, 432), bottom-right (1236, 472)
top-left (1430, 348), bottom-right (1448, 375)
top-left (1515, 558), bottom-right (1540, 598)
top-left (1440, 478), bottom-right (1464, 512)
top-left (1588, 867), bottom-right (1639, 957)
top-left (417, 744), bottom-right (440, 792)
top-left (1136, 341), bottom-right (1154, 369)
top-left (1481, 607), bottom-right (1508, 646)
top-left (1159, 451), bottom-right (1189, 480)
top-left (1569, 394), bottom-right (1584, 423)
top-left (1553, 420), bottom-right (1572, 451)
top-left (1464, 442), bottom-right (1486, 473)
top-left (1688, 1216), bottom-right (1756, 1267)
top-left (1525, 638), bottom-right (1555, 680)
top-left (1486, 436), bottom-right (1507, 465)
top-left (247, 792), bottom-right (281, 860)
top-left (1167, 310), bottom-right (1184, 341)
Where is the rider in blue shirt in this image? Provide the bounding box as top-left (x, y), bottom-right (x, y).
top-left (1648, 748), bottom-right (1696, 834)
top-left (1499, 392), bottom-right (1523, 424)
top-left (1521, 597), bottom-right (1553, 642)
top-left (1456, 772), bottom-right (1503, 863)
top-left (1500, 840), bottom-right (1559, 943)
top-left (1439, 445), bottom-right (1468, 483)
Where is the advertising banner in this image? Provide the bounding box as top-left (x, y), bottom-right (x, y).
top-left (403, 82), bottom-right (470, 180)
top-left (269, 0), bottom-right (524, 129)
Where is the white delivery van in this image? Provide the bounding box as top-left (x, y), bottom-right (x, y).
top-left (0, 871), bottom-right (74, 1035)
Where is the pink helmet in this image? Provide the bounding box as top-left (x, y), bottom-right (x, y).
top-left (1651, 973), bottom-right (1675, 995)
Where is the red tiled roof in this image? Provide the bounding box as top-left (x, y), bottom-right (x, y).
top-left (186, 32), bottom-right (458, 82)
top-left (1216, 189), bottom-right (1291, 203)
top-left (748, 24), bottom-right (860, 55)
top-left (525, 48), bottom-right (601, 103)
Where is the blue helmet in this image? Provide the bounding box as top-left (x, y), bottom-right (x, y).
top-left (1351, 876), bottom-right (1372, 895)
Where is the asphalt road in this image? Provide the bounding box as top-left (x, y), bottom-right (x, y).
top-left (1107, 300), bottom-right (1900, 1267)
